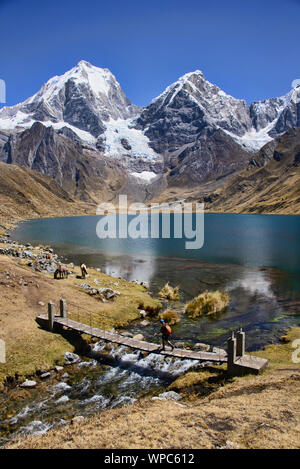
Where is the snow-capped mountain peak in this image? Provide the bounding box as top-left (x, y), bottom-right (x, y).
top-left (0, 62), bottom-right (299, 159)
top-left (26, 61), bottom-right (120, 105)
top-left (0, 61), bottom-right (138, 139)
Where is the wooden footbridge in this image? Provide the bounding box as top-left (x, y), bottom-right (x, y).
top-left (36, 299), bottom-right (268, 374)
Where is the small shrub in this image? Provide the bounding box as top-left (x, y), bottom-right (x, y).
top-left (158, 283), bottom-right (180, 301)
top-left (185, 291), bottom-right (229, 318)
top-left (159, 309), bottom-right (180, 325)
top-left (138, 301), bottom-right (162, 317)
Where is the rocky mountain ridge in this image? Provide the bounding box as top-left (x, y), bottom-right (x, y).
top-left (0, 61), bottom-right (299, 210)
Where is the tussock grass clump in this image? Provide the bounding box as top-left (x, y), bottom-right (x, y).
top-left (158, 283), bottom-right (180, 301)
top-left (159, 309), bottom-right (180, 325)
top-left (168, 370), bottom-right (221, 392)
top-left (138, 301), bottom-right (162, 317)
top-left (185, 290), bottom-right (229, 318)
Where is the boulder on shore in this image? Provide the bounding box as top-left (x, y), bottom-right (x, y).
top-left (152, 391), bottom-right (182, 401)
top-left (71, 416), bottom-right (85, 425)
top-left (64, 352), bottom-right (80, 365)
top-left (212, 346), bottom-right (227, 356)
top-left (194, 343), bottom-right (210, 352)
top-left (133, 334), bottom-right (145, 341)
top-left (140, 320), bottom-right (150, 327)
top-left (20, 379), bottom-right (37, 388)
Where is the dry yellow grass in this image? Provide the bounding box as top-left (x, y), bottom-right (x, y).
top-left (6, 370), bottom-right (300, 449)
top-left (0, 162), bottom-right (95, 227)
top-left (168, 369), bottom-right (221, 392)
top-left (159, 309), bottom-right (180, 325)
top-left (158, 283), bottom-right (180, 301)
top-left (185, 291), bottom-right (229, 318)
top-left (251, 327), bottom-right (300, 370)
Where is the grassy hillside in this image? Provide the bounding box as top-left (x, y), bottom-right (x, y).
top-left (0, 253), bottom-right (160, 388)
top-left (153, 127), bottom-right (300, 215)
top-left (204, 127), bottom-right (300, 215)
top-left (0, 162), bottom-right (94, 228)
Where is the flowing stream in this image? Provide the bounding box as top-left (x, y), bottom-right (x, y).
top-left (0, 341), bottom-right (202, 446)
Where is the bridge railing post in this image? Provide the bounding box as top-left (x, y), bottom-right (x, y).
top-left (236, 328), bottom-right (245, 357)
top-left (227, 331), bottom-right (236, 373)
top-left (60, 298), bottom-right (67, 318)
top-left (48, 302), bottom-right (55, 331)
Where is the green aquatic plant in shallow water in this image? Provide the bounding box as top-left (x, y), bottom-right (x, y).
top-left (185, 291), bottom-right (229, 319)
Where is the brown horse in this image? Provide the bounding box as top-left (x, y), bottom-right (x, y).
top-left (54, 264), bottom-right (69, 279)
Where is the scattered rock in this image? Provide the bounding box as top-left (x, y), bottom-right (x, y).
top-left (152, 391), bottom-right (182, 402)
top-left (216, 440), bottom-right (239, 449)
top-left (133, 334), bottom-right (145, 341)
top-left (80, 283), bottom-right (92, 290)
top-left (56, 396), bottom-right (69, 404)
top-left (212, 346), bottom-right (227, 356)
top-left (37, 301), bottom-right (45, 306)
top-left (139, 310), bottom-right (147, 318)
top-left (120, 138), bottom-right (132, 151)
top-left (98, 287), bottom-right (120, 300)
top-left (20, 379), bottom-right (37, 389)
top-left (61, 373), bottom-right (69, 379)
top-left (194, 343), bottom-right (210, 352)
top-left (119, 331), bottom-right (134, 338)
top-left (140, 320), bottom-right (150, 327)
top-left (54, 366), bottom-right (64, 372)
top-left (175, 341), bottom-right (186, 348)
top-left (80, 283), bottom-right (120, 300)
top-left (40, 372), bottom-right (51, 379)
top-left (64, 352), bottom-right (80, 365)
top-left (36, 369), bottom-right (48, 376)
top-left (71, 416), bottom-right (85, 425)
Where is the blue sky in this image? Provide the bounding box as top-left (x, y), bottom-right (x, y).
top-left (0, 0), bottom-right (299, 107)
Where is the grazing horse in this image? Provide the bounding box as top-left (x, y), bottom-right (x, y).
top-left (54, 264), bottom-right (69, 279)
top-left (80, 263), bottom-right (88, 279)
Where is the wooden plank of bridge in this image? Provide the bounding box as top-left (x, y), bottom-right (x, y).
top-left (36, 315), bottom-right (227, 362)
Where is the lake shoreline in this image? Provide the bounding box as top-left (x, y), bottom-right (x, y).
top-left (3, 207), bottom-right (300, 237)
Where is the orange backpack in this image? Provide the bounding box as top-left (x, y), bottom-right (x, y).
top-left (165, 325), bottom-right (172, 335)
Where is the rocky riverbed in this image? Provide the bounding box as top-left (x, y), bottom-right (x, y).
top-left (0, 339), bottom-right (210, 446)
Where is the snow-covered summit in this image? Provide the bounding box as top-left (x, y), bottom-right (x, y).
top-left (0, 60), bottom-right (138, 139)
top-left (26, 60), bottom-right (123, 107)
top-left (0, 62), bottom-right (299, 157)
